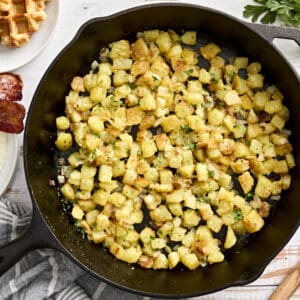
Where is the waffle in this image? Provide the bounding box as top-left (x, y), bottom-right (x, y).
top-left (0, 0), bottom-right (49, 47)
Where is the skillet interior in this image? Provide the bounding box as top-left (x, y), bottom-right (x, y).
top-left (24, 4), bottom-right (300, 298)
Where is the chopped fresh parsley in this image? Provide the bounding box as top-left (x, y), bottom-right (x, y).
top-left (245, 192), bottom-right (254, 201)
top-left (243, 0), bottom-right (300, 28)
top-left (188, 143), bottom-right (196, 150)
top-left (208, 170), bottom-right (215, 177)
top-left (226, 70), bottom-right (236, 79)
top-left (181, 126), bottom-right (193, 134)
top-left (198, 196), bottom-right (206, 202)
top-left (233, 208), bottom-right (243, 221)
top-left (185, 69), bottom-right (194, 75)
top-left (127, 82), bottom-right (137, 89)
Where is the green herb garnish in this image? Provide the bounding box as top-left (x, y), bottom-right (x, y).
top-left (127, 82), bottom-right (137, 89)
top-left (243, 0), bottom-right (300, 28)
top-left (181, 126), bottom-right (193, 134)
top-left (233, 208), bottom-right (243, 221)
top-left (188, 143), bottom-right (196, 150)
top-left (245, 192), bottom-right (254, 201)
top-left (185, 69), bottom-right (194, 75)
top-left (208, 170), bottom-right (215, 177)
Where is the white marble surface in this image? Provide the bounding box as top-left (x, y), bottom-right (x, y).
top-left (3, 0), bottom-right (300, 299)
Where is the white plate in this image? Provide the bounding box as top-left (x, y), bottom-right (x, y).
top-left (0, 133), bottom-right (18, 197)
top-left (0, 0), bottom-right (60, 72)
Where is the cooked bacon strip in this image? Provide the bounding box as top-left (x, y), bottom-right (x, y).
top-left (0, 73), bottom-right (23, 102)
top-left (0, 100), bottom-right (25, 133)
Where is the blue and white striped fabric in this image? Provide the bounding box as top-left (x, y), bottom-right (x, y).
top-left (0, 197), bottom-right (154, 300)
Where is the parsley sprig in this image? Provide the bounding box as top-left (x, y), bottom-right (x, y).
top-left (243, 0), bottom-right (300, 27)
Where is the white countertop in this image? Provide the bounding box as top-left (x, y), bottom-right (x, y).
top-left (4, 0), bottom-right (300, 299)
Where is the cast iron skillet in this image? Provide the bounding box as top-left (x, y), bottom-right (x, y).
top-left (0, 3), bottom-right (300, 298)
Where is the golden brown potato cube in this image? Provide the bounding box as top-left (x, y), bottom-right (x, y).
top-left (285, 153), bottom-right (296, 169)
top-left (109, 39), bottom-right (130, 59)
top-left (181, 31), bottom-right (197, 45)
top-left (234, 57), bottom-right (249, 69)
top-left (143, 30), bottom-right (160, 42)
top-left (200, 43), bottom-right (221, 60)
top-left (154, 134), bottom-right (170, 151)
top-left (247, 124), bottom-right (263, 140)
top-left (247, 73), bottom-right (264, 89)
top-left (198, 68), bottom-right (211, 84)
top-left (264, 99), bottom-right (283, 114)
top-left (247, 62), bottom-right (261, 74)
top-left (56, 116), bottom-right (70, 130)
top-left (231, 159), bottom-right (250, 174)
top-left (160, 115), bottom-right (181, 132)
top-left (207, 108), bottom-right (225, 126)
top-left (126, 106), bottom-right (144, 126)
top-left (207, 215), bottom-right (223, 233)
top-left (238, 171), bottom-right (254, 194)
top-left (55, 133), bottom-right (73, 151)
top-left (131, 38), bottom-right (149, 60)
top-left (278, 105), bottom-right (289, 121)
top-left (232, 76), bottom-right (249, 95)
top-left (71, 205), bottom-right (84, 220)
top-left (140, 93), bottom-right (156, 111)
top-left (273, 160), bottom-right (289, 174)
top-left (131, 61), bottom-right (150, 76)
top-left (240, 94), bottom-right (254, 110)
top-left (182, 209), bottom-right (200, 228)
top-left (165, 189), bottom-right (184, 204)
top-left (168, 252), bottom-right (180, 269)
top-left (243, 210), bottom-right (264, 233)
top-left (254, 91), bottom-right (269, 111)
top-left (271, 114), bottom-right (285, 130)
top-left (156, 31), bottom-right (172, 53)
top-left (224, 226), bottom-right (237, 249)
top-left (113, 58), bottom-right (133, 71)
top-left (92, 189), bottom-right (109, 206)
top-left (71, 76), bottom-right (85, 92)
top-left (223, 90), bottom-right (241, 106)
top-left (150, 205), bottom-right (173, 223)
top-left (282, 174), bottom-right (291, 190)
top-left (141, 140), bottom-right (157, 158)
top-left (255, 175), bottom-right (273, 198)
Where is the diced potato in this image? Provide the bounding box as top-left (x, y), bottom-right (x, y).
top-left (55, 133), bottom-right (72, 151)
top-left (234, 57), bottom-right (248, 69)
top-left (255, 175), bottom-right (273, 198)
top-left (141, 140), bottom-right (157, 158)
top-left (181, 31), bottom-right (197, 45)
top-left (243, 210), bottom-right (264, 233)
top-left (72, 205), bottom-right (84, 220)
top-left (200, 43), bottom-right (221, 60)
top-left (56, 116), bottom-right (70, 130)
top-left (223, 90), bottom-right (241, 105)
top-left (247, 73), bottom-right (264, 89)
top-left (160, 115), bottom-right (181, 132)
top-left (238, 171), bottom-right (254, 194)
top-left (168, 252), bottom-right (180, 269)
top-left (156, 31), bottom-right (172, 53)
top-left (271, 114), bottom-right (285, 130)
top-left (98, 165), bottom-right (113, 182)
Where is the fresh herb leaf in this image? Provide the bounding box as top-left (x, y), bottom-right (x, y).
top-left (188, 143), bottom-right (196, 150)
top-left (243, 0), bottom-right (300, 28)
top-left (233, 208), bottom-right (243, 221)
top-left (181, 126), bottom-right (193, 134)
top-left (245, 191), bottom-right (254, 201)
top-left (127, 82), bottom-right (137, 89)
top-left (208, 170), bottom-right (215, 177)
top-left (185, 69), bottom-right (194, 75)
top-left (198, 196), bottom-right (206, 202)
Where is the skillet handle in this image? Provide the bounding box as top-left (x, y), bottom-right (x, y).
top-left (0, 207), bottom-right (65, 275)
top-left (245, 23), bottom-right (300, 46)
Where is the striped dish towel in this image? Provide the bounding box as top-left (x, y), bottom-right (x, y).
top-left (0, 197), bottom-right (155, 300)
